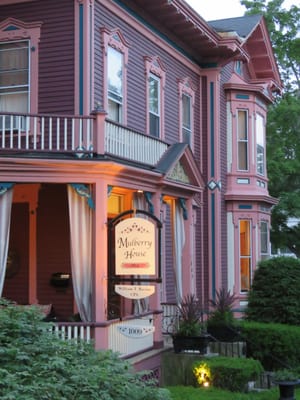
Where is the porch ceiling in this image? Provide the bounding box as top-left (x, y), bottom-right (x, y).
top-left (121, 0), bottom-right (242, 64)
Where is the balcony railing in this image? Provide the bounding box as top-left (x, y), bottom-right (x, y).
top-left (0, 112), bottom-right (93, 155)
top-left (0, 112), bottom-right (169, 166)
top-left (105, 120), bottom-right (168, 165)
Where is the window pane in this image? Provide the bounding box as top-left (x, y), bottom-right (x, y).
top-left (0, 41), bottom-right (29, 119)
top-left (238, 142), bottom-right (248, 170)
top-left (238, 110), bottom-right (247, 140)
top-left (149, 74), bottom-right (160, 136)
top-left (260, 221), bottom-right (268, 254)
top-left (237, 110), bottom-right (248, 170)
top-left (240, 220), bottom-right (251, 292)
top-left (149, 113), bottom-right (159, 137)
top-left (256, 114), bottom-right (265, 175)
top-left (149, 76), bottom-right (159, 114)
top-left (108, 47), bottom-right (122, 98)
top-left (182, 94), bottom-right (191, 129)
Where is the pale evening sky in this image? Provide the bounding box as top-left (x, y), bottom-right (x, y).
top-left (185, 0), bottom-right (299, 21)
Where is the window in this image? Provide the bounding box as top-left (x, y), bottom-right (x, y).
top-left (178, 77), bottom-right (195, 147)
top-left (237, 110), bottom-right (248, 170)
top-left (107, 46), bottom-right (123, 122)
top-left (260, 221), bottom-right (269, 260)
top-left (182, 94), bottom-right (191, 144)
top-left (101, 28), bottom-right (129, 124)
top-left (0, 40), bottom-right (29, 118)
top-left (144, 56), bottom-right (165, 138)
top-left (240, 220), bottom-right (251, 292)
top-left (256, 114), bottom-right (265, 175)
top-left (149, 73), bottom-right (160, 137)
top-left (182, 93), bottom-right (192, 144)
top-left (235, 60), bottom-right (242, 75)
top-left (0, 18), bottom-right (41, 125)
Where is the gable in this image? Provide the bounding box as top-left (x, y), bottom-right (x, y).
top-left (155, 143), bottom-right (204, 191)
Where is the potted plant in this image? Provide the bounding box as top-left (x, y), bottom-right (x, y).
top-left (273, 369), bottom-right (300, 400)
top-left (206, 288), bottom-right (240, 342)
top-left (172, 294), bottom-right (211, 354)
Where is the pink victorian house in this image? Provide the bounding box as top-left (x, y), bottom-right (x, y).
top-left (0, 0), bottom-right (281, 375)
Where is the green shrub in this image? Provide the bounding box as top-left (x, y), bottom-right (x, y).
top-left (193, 356), bottom-right (263, 392)
top-left (241, 320), bottom-right (300, 371)
top-left (246, 257), bottom-right (300, 325)
top-left (0, 299), bottom-right (170, 400)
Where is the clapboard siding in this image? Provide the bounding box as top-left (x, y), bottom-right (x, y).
top-left (94, 3), bottom-right (201, 145)
top-left (37, 184), bottom-right (73, 321)
top-left (0, 0), bottom-right (75, 114)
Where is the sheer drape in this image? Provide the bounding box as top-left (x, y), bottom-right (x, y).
top-left (173, 200), bottom-right (185, 303)
top-left (0, 186), bottom-right (14, 296)
top-left (67, 185), bottom-right (93, 322)
top-left (132, 192), bottom-right (149, 314)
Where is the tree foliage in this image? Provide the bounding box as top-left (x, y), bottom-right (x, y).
top-left (0, 300), bottom-right (170, 400)
top-left (241, 0), bottom-right (300, 256)
top-left (245, 257), bottom-right (300, 324)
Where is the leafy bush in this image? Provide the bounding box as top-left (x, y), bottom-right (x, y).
top-left (241, 320), bottom-right (300, 371)
top-left (193, 356), bottom-right (263, 392)
top-left (0, 299), bottom-right (170, 400)
top-left (246, 257), bottom-right (300, 325)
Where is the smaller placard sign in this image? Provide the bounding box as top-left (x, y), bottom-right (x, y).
top-left (117, 325), bottom-right (155, 338)
top-left (115, 284), bottom-right (155, 299)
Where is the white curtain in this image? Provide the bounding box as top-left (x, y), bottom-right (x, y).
top-left (132, 192), bottom-right (150, 314)
top-left (0, 186), bottom-right (14, 296)
top-left (173, 200), bottom-right (186, 303)
top-left (67, 185), bottom-right (93, 322)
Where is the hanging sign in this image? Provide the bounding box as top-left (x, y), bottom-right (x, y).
top-left (115, 217), bottom-right (155, 275)
top-left (117, 324), bottom-right (155, 338)
top-left (115, 284), bottom-right (155, 299)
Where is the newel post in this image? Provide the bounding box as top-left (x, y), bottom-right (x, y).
top-left (91, 108), bottom-right (107, 156)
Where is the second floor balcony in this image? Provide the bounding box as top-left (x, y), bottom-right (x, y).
top-left (0, 111), bottom-right (169, 167)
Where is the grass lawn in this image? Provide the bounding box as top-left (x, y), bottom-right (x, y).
top-left (167, 385), bottom-right (300, 399)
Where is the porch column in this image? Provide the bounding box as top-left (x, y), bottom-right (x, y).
top-left (93, 178), bottom-right (108, 349)
top-left (149, 190), bottom-right (163, 348)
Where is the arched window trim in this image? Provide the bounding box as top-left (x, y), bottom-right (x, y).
top-left (101, 27), bottom-right (129, 124)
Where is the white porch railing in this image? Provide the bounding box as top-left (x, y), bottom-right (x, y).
top-left (161, 303), bottom-right (179, 334)
top-left (0, 113), bottom-right (170, 167)
top-left (105, 120), bottom-right (168, 165)
top-left (0, 112), bottom-right (94, 155)
top-left (52, 323), bottom-right (92, 343)
top-left (108, 315), bottom-right (154, 357)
